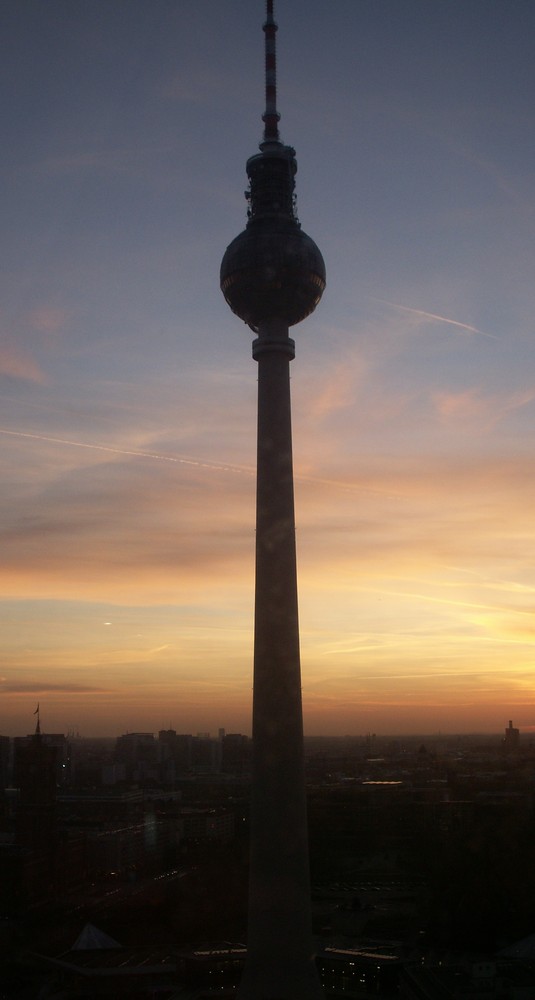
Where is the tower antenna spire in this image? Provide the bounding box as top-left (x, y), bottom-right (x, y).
top-left (262, 0), bottom-right (280, 142)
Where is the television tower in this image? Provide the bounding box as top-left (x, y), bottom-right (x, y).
top-left (220, 3), bottom-right (325, 998)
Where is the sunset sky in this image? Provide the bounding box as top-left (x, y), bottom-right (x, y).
top-left (2, 0), bottom-right (535, 737)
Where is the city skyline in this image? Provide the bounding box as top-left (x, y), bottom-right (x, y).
top-left (2, 718), bottom-right (524, 743)
top-left (2, 0), bottom-right (535, 738)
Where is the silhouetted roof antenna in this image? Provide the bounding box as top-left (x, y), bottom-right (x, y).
top-left (262, 0), bottom-right (281, 144)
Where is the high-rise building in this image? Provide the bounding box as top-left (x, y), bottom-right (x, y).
top-left (115, 731), bottom-right (158, 783)
top-left (220, 3), bottom-right (325, 997)
top-left (14, 734), bottom-right (58, 853)
top-left (0, 735), bottom-right (10, 790)
top-left (14, 730), bottom-right (72, 787)
top-left (13, 715), bottom-right (59, 903)
top-left (503, 719), bottom-right (520, 751)
top-left (221, 733), bottom-right (252, 776)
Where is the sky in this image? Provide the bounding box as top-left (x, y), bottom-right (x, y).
top-left (1, 0), bottom-right (535, 738)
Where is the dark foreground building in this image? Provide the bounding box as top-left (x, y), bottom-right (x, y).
top-left (220, 1), bottom-right (325, 997)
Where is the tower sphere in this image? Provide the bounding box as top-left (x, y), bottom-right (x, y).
top-left (220, 221), bottom-right (325, 331)
top-left (220, 142), bottom-right (325, 331)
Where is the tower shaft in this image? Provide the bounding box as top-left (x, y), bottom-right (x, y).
top-left (220, 3), bottom-right (325, 994)
top-left (237, 319), bottom-right (322, 1000)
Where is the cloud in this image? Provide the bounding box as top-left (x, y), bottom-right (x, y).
top-left (27, 305), bottom-right (71, 335)
top-left (0, 442), bottom-right (256, 602)
top-left (39, 146), bottom-right (157, 177)
top-left (305, 359), bottom-right (362, 422)
top-left (0, 346), bottom-right (46, 384)
top-left (161, 68), bottom-right (246, 107)
top-left (433, 388), bottom-right (489, 423)
top-left (433, 386), bottom-right (535, 428)
top-left (2, 413), bottom-right (534, 612)
top-left (0, 681), bottom-right (104, 694)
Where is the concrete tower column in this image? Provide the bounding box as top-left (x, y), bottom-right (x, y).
top-left (235, 320), bottom-right (322, 998)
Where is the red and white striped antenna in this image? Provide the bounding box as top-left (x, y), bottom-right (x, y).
top-left (262, 0), bottom-right (280, 142)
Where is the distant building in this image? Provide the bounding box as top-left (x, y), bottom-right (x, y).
top-left (190, 734), bottom-right (220, 774)
top-left (91, 814), bottom-right (179, 877)
top-left (115, 732), bottom-right (158, 783)
top-left (39, 926), bottom-right (178, 998)
top-left (14, 731), bottom-right (72, 786)
top-left (158, 730), bottom-right (192, 779)
top-left (57, 788), bottom-right (180, 878)
top-left (180, 807), bottom-right (234, 844)
top-left (318, 945), bottom-right (402, 996)
top-left (221, 734), bottom-right (252, 776)
top-left (8, 730), bottom-right (59, 905)
top-left (102, 761), bottom-right (127, 785)
top-left (176, 943), bottom-right (246, 990)
top-left (503, 719), bottom-right (520, 751)
top-left (401, 958), bottom-right (535, 999)
top-left (0, 726), bottom-right (89, 910)
top-left (0, 735), bottom-right (10, 789)
top-left (14, 732), bottom-right (58, 855)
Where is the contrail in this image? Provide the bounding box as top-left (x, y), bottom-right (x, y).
top-left (0, 427), bottom-right (404, 499)
top-left (354, 583), bottom-right (535, 619)
top-left (0, 427), bottom-right (254, 477)
top-left (373, 297), bottom-right (497, 339)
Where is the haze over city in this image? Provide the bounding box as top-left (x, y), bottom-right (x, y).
top-left (2, 0), bottom-right (535, 738)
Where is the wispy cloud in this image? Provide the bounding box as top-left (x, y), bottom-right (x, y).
top-left (433, 386), bottom-right (535, 427)
top-left (39, 146), bottom-right (158, 176)
top-left (433, 388), bottom-right (489, 423)
top-left (161, 68), bottom-right (247, 107)
top-left (27, 305), bottom-right (71, 335)
top-left (305, 359), bottom-right (361, 422)
top-left (0, 347), bottom-right (46, 384)
top-left (0, 681), bottom-right (104, 694)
